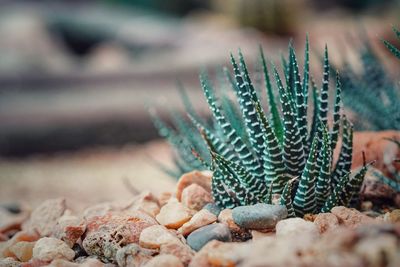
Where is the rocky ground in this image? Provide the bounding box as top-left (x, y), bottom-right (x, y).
top-left (1, 168), bottom-right (399, 267)
top-left (1, 132), bottom-right (399, 266)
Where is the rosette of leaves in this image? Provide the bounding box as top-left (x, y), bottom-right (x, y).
top-left (335, 27), bottom-right (400, 130)
top-left (151, 38), bottom-right (370, 217)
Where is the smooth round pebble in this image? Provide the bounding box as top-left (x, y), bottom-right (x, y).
top-left (232, 204), bottom-right (287, 230)
top-left (186, 223), bottom-right (231, 252)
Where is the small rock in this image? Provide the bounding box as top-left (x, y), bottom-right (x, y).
top-left (355, 234), bottom-right (399, 267)
top-left (1, 231), bottom-right (39, 258)
top-left (0, 207), bottom-right (29, 235)
top-left (156, 199), bottom-right (192, 229)
top-left (143, 254), bottom-right (183, 267)
top-left (360, 201), bottom-right (373, 211)
top-left (384, 209), bottom-right (400, 223)
top-left (218, 208), bottom-right (251, 242)
top-left (9, 241), bottom-right (35, 262)
top-left (159, 192), bottom-right (172, 207)
top-left (276, 218), bottom-right (319, 238)
top-left (115, 243), bottom-right (157, 267)
top-left (207, 241), bottom-right (247, 267)
top-left (22, 198), bottom-right (66, 237)
top-left (181, 184), bottom-right (213, 211)
top-left (314, 213), bottom-right (339, 234)
top-left (186, 223), bottom-right (231, 252)
top-left (82, 203), bottom-right (117, 221)
top-left (32, 237), bottom-right (75, 262)
top-left (159, 242), bottom-right (194, 266)
top-left (189, 240), bottom-right (246, 267)
top-left (178, 209), bottom-right (217, 236)
top-left (232, 204), bottom-right (287, 230)
top-left (139, 225), bottom-right (181, 249)
top-left (360, 168), bottom-right (397, 203)
top-left (203, 203), bottom-right (221, 217)
top-left (127, 191), bottom-right (160, 218)
top-left (331, 206), bottom-right (375, 229)
top-left (0, 257), bottom-right (21, 267)
top-left (52, 213), bottom-right (86, 247)
top-left (82, 211), bottom-right (157, 262)
top-left (175, 171), bottom-right (212, 201)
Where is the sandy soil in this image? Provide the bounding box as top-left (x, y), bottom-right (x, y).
top-left (0, 140), bottom-right (175, 212)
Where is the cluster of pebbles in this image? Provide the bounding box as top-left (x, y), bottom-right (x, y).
top-left (1, 170), bottom-right (399, 267)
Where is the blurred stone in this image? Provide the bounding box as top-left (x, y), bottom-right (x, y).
top-left (9, 241), bottom-right (35, 262)
top-left (0, 257), bottom-right (21, 267)
top-left (22, 198), bottom-right (66, 237)
top-left (82, 211), bottom-right (157, 262)
top-left (32, 237), bottom-right (74, 262)
top-left (351, 131), bottom-right (400, 175)
top-left (331, 206), bottom-right (375, 229)
top-left (139, 225), bottom-right (181, 249)
top-left (159, 242), bottom-right (194, 266)
top-left (127, 191), bottom-right (160, 218)
top-left (178, 209), bottom-right (217, 236)
top-left (186, 223), bottom-right (231, 252)
top-left (156, 198), bottom-right (192, 229)
top-left (384, 209), bottom-right (400, 223)
top-left (360, 168), bottom-right (397, 203)
top-left (115, 243), bottom-right (157, 267)
top-left (314, 213), bottom-right (339, 234)
top-left (159, 192), bottom-right (173, 207)
top-left (175, 171), bottom-right (212, 201)
top-left (52, 213), bottom-right (85, 248)
top-left (0, 207), bottom-right (29, 234)
top-left (232, 204), bottom-right (287, 230)
top-left (181, 184), bottom-right (212, 211)
top-left (276, 218), bottom-right (319, 238)
top-left (143, 254), bottom-right (183, 267)
top-left (1, 231), bottom-right (39, 258)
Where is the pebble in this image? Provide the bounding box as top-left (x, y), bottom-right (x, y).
top-left (127, 191), bottom-right (160, 218)
top-left (82, 211), bottom-right (157, 262)
top-left (276, 218), bottom-right (319, 238)
top-left (314, 213), bottom-right (339, 234)
top-left (203, 203), bottom-right (221, 217)
top-left (156, 198), bottom-right (193, 229)
top-left (331, 206), bottom-right (375, 229)
top-left (181, 184), bottom-right (213, 211)
top-left (384, 209), bottom-right (400, 223)
top-left (9, 241), bottom-right (35, 262)
top-left (32, 237), bottom-right (75, 262)
top-left (175, 171), bottom-right (212, 201)
top-left (115, 243), bottom-right (157, 267)
top-left (178, 209), bottom-right (217, 236)
top-left (139, 225), bottom-right (181, 249)
top-left (186, 223), bottom-right (231, 252)
top-left (232, 204), bottom-right (288, 230)
top-left (22, 198), bottom-right (67, 237)
top-left (143, 254), bottom-right (183, 267)
top-left (159, 242), bottom-right (194, 266)
top-left (52, 213), bottom-right (86, 248)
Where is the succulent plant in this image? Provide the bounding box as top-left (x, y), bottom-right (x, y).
top-left (336, 27), bottom-right (400, 130)
top-left (152, 37), bottom-right (370, 217)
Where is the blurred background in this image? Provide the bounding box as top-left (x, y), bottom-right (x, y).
top-left (0, 0), bottom-right (399, 210)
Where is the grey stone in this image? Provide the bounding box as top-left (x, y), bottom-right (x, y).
top-left (232, 204), bottom-right (287, 230)
top-left (186, 223), bottom-right (231, 252)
